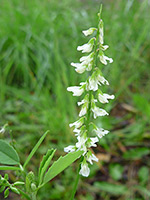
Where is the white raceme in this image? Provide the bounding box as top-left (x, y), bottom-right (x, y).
top-left (65, 7), bottom-right (114, 177)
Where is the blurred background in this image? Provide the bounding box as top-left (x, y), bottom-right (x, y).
top-left (0, 0), bottom-right (150, 199)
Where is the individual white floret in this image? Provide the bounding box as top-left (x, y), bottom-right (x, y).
top-left (94, 127), bottom-right (109, 138)
top-left (86, 152), bottom-right (98, 165)
top-left (79, 102), bottom-right (88, 117)
top-left (67, 85), bottom-right (84, 96)
top-left (76, 135), bottom-right (87, 153)
top-left (80, 52), bottom-right (94, 65)
top-left (97, 73), bottom-right (109, 85)
top-left (82, 27), bottom-right (97, 36)
top-left (64, 145), bottom-right (75, 153)
top-left (99, 51), bottom-right (113, 65)
top-left (79, 161), bottom-right (90, 177)
top-left (71, 62), bottom-right (86, 74)
top-left (92, 105), bottom-right (109, 119)
top-left (88, 137), bottom-right (99, 147)
top-left (77, 38), bottom-right (95, 53)
top-left (88, 70), bottom-right (109, 91)
top-left (69, 117), bottom-right (84, 128)
top-left (98, 92), bottom-right (115, 103)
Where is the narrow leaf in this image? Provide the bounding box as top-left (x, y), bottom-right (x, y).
top-left (0, 140), bottom-right (20, 165)
top-left (43, 151), bottom-right (83, 185)
top-left (94, 182), bottom-right (128, 195)
top-left (38, 149), bottom-right (56, 185)
top-left (23, 131), bottom-right (49, 169)
top-left (0, 166), bottom-right (20, 171)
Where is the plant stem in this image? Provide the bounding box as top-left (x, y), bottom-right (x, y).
top-left (70, 158), bottom-right (82, 200)
top-left (31, 192), bottom-right (37, 200)
top-left (17, 189), bottom-right (32, 200)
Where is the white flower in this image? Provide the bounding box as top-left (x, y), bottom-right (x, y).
top-left (69, 117), bottom-right (84, 128)
top-left (0, 124), bottom-right (7, 134)
top-left (77, 43), bottom-right (92, 53)
top-left (92, 106), bottom-right (109, 119)
top-left (79, 106), bottom-right (87, 117)
top-left (82, 27), bottom-right (97, 36)
top-left (80, 53), bottom-right (94, 66)
top-left (99, 53), bottom-right (113, 65)
top-left (101, 45), bottom-right (109, 51)
top-left (64, 145), bottom-right (75, 153)
top-left (86, 62), bottom-right (92, 71)
top-left (0, 127), bottom-right (5, 134)
top-left (76, 136), bottom-right (87, 153)
top-left (98, 93), bottom-right (115, 103)
top-left (88, 76), bottom-right (99, 91)
top-left (88, 137), bottom-right (99, 147)
top-left (77, 38), bottom-right (95, 53)
top-left (88, 71), bottom-right (109, 91)
top-left (87, 153), bottom-right (98, 165)
top-left (67, 86), bottom-right (84, 96)
top-left (79, 103), bottom-right (88, 117)
top-left (71, 62), bottom-right (86, 74)
top-left (97, 74), bottom-right (109, 85)
top-left (94, 127), bottom-right (109, 138)
top-left (99, 19), bottom-right (104, 44)
top-left (73, 128), bottom-right (81, 136)
top-left (77, 99), bottom-right (85, 106)
top-left (79, 162), bottom-right (90, 177)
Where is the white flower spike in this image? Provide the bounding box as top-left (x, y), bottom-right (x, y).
top-left (65, 5), bottom-right (114, 177)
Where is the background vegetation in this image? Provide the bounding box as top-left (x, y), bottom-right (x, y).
top-left (0, 0), bottom-right (150, 199)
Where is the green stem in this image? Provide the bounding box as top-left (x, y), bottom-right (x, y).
top-left (70, 158), bottom-right (82, 200)
top-left (86, 17), bottom-right (100, 133)
top-left (31, 192), bottom-right (37, 200)
top-left (17, 189), bottom-right (32, 200)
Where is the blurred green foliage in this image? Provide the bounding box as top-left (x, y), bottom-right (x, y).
top-left (0, 0), bottom-right (150, 199)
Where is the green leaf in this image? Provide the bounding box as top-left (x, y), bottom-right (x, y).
top-left (123, 147), bottom-right (150, 160)
top-left (0, 140), bottom-right (20, 165)
top-left (25, 171), bottom-right (35, 193)
top-left (0, 166), bottom-right (20, 171)
top-left (94, 182), bottom-right (128, 195)
top-left (4, 188), bottom-right (9, 198)
top-left (138, 166), bottom-right (149, 185)
top-left (43, 151), bottom-right (83, 185)
top-left (134, 185), bottom-right (150, 197)
top-left (23, 131), bottom-right (49, 169)
top-left (0, 185), bottom-right (6, 193)
top-left (109, 164), bottom-right (124, 181)
top-left (10, 186), bottom-right (20, 195)
top-left (38, 149), bottom-right (56, 185)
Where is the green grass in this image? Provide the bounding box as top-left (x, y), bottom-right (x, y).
top-left (0, 0), bottom-right (150, 199)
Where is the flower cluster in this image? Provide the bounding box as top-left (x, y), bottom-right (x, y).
top-left (64, 8), bottom-right (114, 177)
